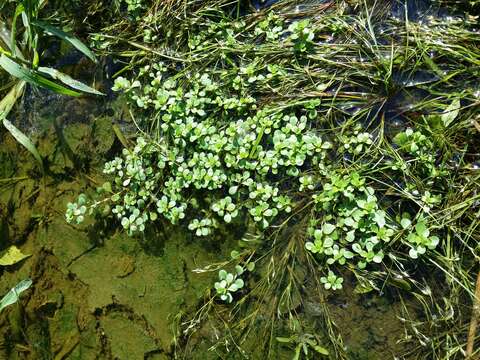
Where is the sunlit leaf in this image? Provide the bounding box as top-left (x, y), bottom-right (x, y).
top-left (2, 118), bottom-right (44, 174)
top-left (311, 344), bottom-right (329, 355)
top-left (0, 81), bottom-right (25, 119)
top-left (38, 67), bottom-right (104, 95)
top-left (276, 336), bottom-right (294, 343)
top-left (442, 99), bottom-right (460, 127)
top-left (0, 54), bottom-right (80, 96)
top-left (0, 279), bottom-right (32, 312)
top-left (0, 245), bottom-right (31, 266)
top-left (32, 20), bottom-right (96, 62)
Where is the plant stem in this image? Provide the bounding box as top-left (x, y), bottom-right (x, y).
top-left (466, 269), bottom-right (480, 358)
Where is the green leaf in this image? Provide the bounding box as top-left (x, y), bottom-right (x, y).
top-left (235, 265), bottom-right (244, 275)
top-left (10, 3), bottom-right (25, 58)
top-left (353, 282), bottom-right (374, 294)
top-left (387, 277), bottom-right (412, 291)
top-left (3, 118), bottom-right (44, 174)
top-left (426, 114), bottom-right (442, 130)
top-left (219, 270), bottom-right (227, 280)
top-left (0, 19), bottom-right (25, 60)
top-left (415, 222), bottom-right (429, 238)
top-left (293, 344), bottom-right (301, 360)
top-left (344, 217), bottom-right (356, 228)
top-left (37, 67), bottom-right (104, 95)
top-left (322, 223), bottom-right (336, 235)
top-left (400, 218), bottom-right (411, 229)
top-left (0, 81), bottom-right (25, 119)
top-left (323, 237), bottom-right (334, 248)
top-left (101, 182), bottom-right (112, 193)
top-left (0, 55), bottom-right (80, 96)
top-left (311, 344), bottom-right (329, 355)
top-left (441, 99), bottom-right (460, 127)
top-left (393, 132), bottom-right (408, 146)
top-left (275, 337), bottom-right (293, 344)
top-left (0, 279), bottom-right (32, 312)
top-left (32, 20), bottom-right (97, 62)
top-left (374, 210), bottom-right (386, 228)
top-left (0, 246), bottom-right (31, 266)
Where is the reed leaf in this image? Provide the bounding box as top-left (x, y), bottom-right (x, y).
top-left (0, 81), bottom-right (25, 119)
top-left (38, 66), bottom-right (104, 95)
top-left (2, 118), bottom-right (44, 174)
top-left (32, 20), bottom-right (97, 62)
top-left (0, 54), bottom-right (80, 96)
top-left (0, 279), bottom-right (32, 312)
top-left (10, 3), bottom-right (25, 58)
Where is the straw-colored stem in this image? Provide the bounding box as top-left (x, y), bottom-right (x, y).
top-left (466, 269), bottom-right (480, 358)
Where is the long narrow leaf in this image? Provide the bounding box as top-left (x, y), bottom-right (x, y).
top-left (3, 118), bottom-right (44, 174)
top-left (0, 279), bottom-right (32, 312)
top-left (0, 20), bottom-right (12, 51)
top-left (0, 81), bottom-right (26, 119)
top-left (442, 99), bottom-right (461, 127)
top-left (0, 20), bottom-right (25, 60)
top-left (10, 3), bottom-right (25, 58)
top-left (0, 54), bottom-right (80, 96)
top-left (32, 20), bottom-right (97, 62)
top-left (38, 66), bottom-right (104, 95)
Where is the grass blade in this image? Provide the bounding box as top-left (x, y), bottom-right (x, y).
top-left (10, 3), bottom-right (25, 58)
top-left (0, 81), bottom-right (26, 119)
top-left (442, 99), bottom-right (461, 127)
top-left (32, 20), bottom-right (97, 62)
top-left (0, 54), bottom-right (80, 96)
top-left (2, 118), bottom-right (44, 174)
top-left (38, 66), bottom-right (104, 95)
top-left (0, 279), bottom-right (32, 312)
top-left (0, 19), bottom-right (25, 60)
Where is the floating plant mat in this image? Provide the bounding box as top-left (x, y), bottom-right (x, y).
top-left (1, 0), bottom-right (480, 359)
top-left (65, 0), bottom-right (480, 358)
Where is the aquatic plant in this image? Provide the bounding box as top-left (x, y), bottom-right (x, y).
top-left (124, 0), bottom-right (143, 16)
top-left (65, 194), bottom-right (88, 224)
top-left (214, 266), bottom-right (245, 303)
top-left (66, 68), bottom-right (334, 238)
top-left (0, 0), bottom-right (101, 97)
top-left (0, 279), bottom-right (32, 313)
top-left (320, 271), bottom-right (344, 291)
top-left (276, 332), bottom-right (329, 359)
top-left (307, 172), bottom-right (393, 269)
top-left (66, 0), bottom-right (480, 358)
top-left (0, 0), bottom-right (102, 173)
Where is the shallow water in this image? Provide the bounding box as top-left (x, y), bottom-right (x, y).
top-left (0, 11), bottom-right (442, 360)
top-left (0, 83), bottom-right (229, 358)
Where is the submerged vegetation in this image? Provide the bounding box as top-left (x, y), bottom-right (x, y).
top-left (1, 0), bottom-right (480, 358)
